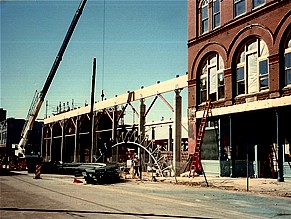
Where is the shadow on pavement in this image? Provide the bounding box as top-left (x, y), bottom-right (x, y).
top-left (0, 169), bottom-right (23, 176)
top-left (0, 207), bottom-right (213, 219)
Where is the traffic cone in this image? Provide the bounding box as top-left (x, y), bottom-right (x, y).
top-left (73, 178), bottom-right (83, 183)
top-left (34, 164), bottom-right (42, 179)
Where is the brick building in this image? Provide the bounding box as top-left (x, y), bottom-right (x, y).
top-left (0, 118), bottom-right (43, 168)
top-left (188, 0), bottom-right (291, 179)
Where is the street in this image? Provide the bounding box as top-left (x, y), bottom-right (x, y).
top-left (1, 172), bottom-right (291, 219)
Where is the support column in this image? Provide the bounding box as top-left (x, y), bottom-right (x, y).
top-left (218, 118), bottom-right (223, 161)
top-left (49, 125), bottom-right (53, 161)
top-left (74, 116), bottom-right (80, 162)
top-left (173, 89), bottom-right (182, 175)
top-left (151, 127), bottom-right (155, 141)
top-left (60, 120), bottom-right (65, 163)
top-left (217, 117), bottom-right (223, 176)
top-left (91, 113), bottom-right (95, 163)
top-left (90, 58), bottom-right (96, 163)
top-left (112, 106), bottom-right (118, 162)
top-left (45, 127), bottom-right (49, 161)
top-left (40, 126), bottom-right (44, 159)
top-left (229, 115), bottom-right (235, 177)
top-left (139, 98), bottom-right (146, 178)
top-left (276, 110), bottom-right (284, 182)
top-left (168, 125), bottom-right (173, 151)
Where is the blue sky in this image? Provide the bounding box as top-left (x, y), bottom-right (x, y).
top-left (1, 0), bottom-right (188, 120)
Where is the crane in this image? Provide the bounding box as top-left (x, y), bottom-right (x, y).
top-left (16, 0), bottom-right (87, 158)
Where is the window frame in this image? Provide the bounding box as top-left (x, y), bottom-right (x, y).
top-left (235, 39), bottom-right (269, 96)
top-left (234, 0), bottom-right (246, 18)
top-left (285, 39), bottom-right (291, 87)
top-left (212, 0), bottom-right (220, 29)
top-left (201, 0), bottom-right (209, 34)
top-left (252, 0), bottom-right (266, 9)
top-left (200, 54), bottom-right (225, 103)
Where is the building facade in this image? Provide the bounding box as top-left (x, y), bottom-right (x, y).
top-left (0, 118), bottom-right (43, 168)
top-left (188, 0), bottom-right (291, 179)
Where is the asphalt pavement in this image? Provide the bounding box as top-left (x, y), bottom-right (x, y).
top-left (1, 171), bottom-right (291, 219)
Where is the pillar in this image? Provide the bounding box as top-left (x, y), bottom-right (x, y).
top-left (218, 118), bottom-right (224, 161)
top-left (276, 110), bottom-right (284, 182)
top-left (60, 120), bottom-right (65, 163)
top-left (45, 127), bottom-right (49, 161)
top-left (151, 127), bottom-right (155, 152)
top-left (112, 106), bottom-right (118, 162)
top-left (40, 126), bottom-right (44, 159)
top-left (74, 116), bottom-right (80, 162)
top-left (139, 98), bottom-right (146, 178)
top-left (229, 115), bottom-right (235, 177)
top-left (173, 89), bottom-right (182, 175)
top-left (91, 113), bottom-right (95, 163)
top-left (168, 125), bottom-right (173, 151)
top-left (49, 124), bottom-right (53, 161)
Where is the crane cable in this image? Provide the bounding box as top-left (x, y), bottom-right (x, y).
top-left (101, 0), bottom-right (106, 101)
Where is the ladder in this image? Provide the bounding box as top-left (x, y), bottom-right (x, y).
top-left (189, 99), bottom-right (212, 176)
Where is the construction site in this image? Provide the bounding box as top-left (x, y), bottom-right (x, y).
top-left (1, 0), bottom-right (291, 186)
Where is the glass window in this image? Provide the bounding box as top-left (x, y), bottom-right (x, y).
top-left (259, 60), bottom-right (269, 90)
top-left (236, 67), bottom-right (245, 95)
top-left (285, 39), bottom-right (291, 86)
top-left (237, 66), bottom-right (245, 81)
top-left (247, 40), bottom-right (257, 52)
top-left (201, 0), bottom-right (209, 34)
top-left (234, 0), bottom-right (246, 17)
top-left (218, 73), bottom-right (224, 99)
top-left (200, 54), bottom-right (224, 103)
top-left (201, 78), bottom-right (207, 103)
top-left (213, 0), bottom-right (220, 28)
top-left (253, 0), bottom-right (265, 9)
top-left (235, 39), bottom-right (269, 95)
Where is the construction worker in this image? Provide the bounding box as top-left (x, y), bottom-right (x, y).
top-left (132, 154), bottom-right (139, 178)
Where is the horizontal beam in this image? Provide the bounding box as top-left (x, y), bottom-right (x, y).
top-left (196, 95), bottom-right (291, 118)
top-left (44, 75), bottom-right (187, 124)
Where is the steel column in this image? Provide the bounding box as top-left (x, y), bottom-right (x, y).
top-left (40, 126), bottom-right (44, 159)
top-left (173, 89), bottom-right (182, 175)
top-left (74, 116), bottom-right (80, 162)
top-left (168, 125), bottom-right (173, 151)
top-left (139, 98), bottom-right (146, 179)
top-left (112, 106), bottom-right (118, 162)
top-left (60, 120), bottom-right (65, 162)
top-left (91, 113), bottom-right (95, 162)
top-left (49, 125), bottom-right (53, 161)
top-left (276, 110), bottom-right (284, 182)
top-left (229, 115), bottom-right (235, 177)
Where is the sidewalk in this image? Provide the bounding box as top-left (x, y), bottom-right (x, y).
top-left (133, 173), bottom-right (291, 198)
top-left (7, 170), bottom-right (291, 198)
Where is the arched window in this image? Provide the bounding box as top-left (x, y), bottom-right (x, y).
top-left (200, 54), bottom-right (225, 103)
top-left (201, 0), bottom-right (209, 34)
top-left (285, 38), bottom-right (291, 86)
top-left (213, 0), bottom-right (220, 29)
top-left (236, 39), bottom-right (269, 95)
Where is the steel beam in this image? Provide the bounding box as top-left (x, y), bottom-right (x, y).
top-left (44, 75), bottom-right (187, 124)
